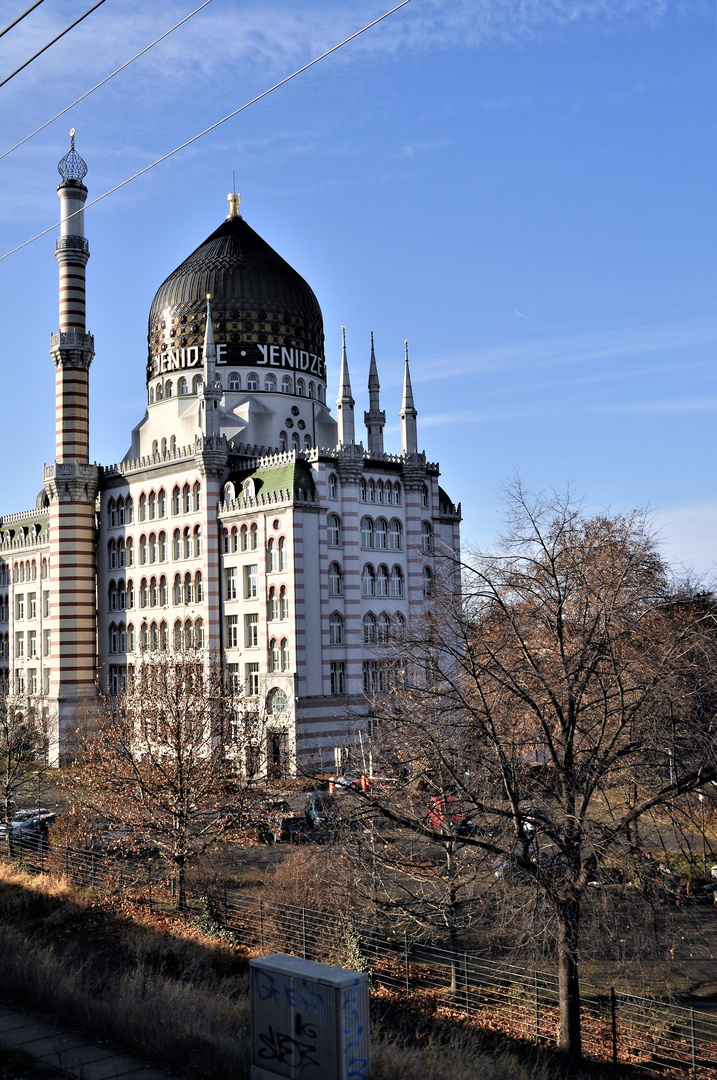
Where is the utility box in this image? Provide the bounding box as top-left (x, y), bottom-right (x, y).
top-left (249, 953), bottom-right (370, 1080)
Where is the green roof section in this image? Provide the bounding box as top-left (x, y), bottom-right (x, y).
top-left (234, 459), bottom-right (317, 501)
top-left (0, 513), bottom-right (50, 541)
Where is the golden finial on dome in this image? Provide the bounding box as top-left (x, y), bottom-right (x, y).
top-left (227, 191), bottom-right (241, 219)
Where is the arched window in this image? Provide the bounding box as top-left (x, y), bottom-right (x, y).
top-left (222, 529), bottom-right (229, 553)
top-left (389, 519), bottom-right (403, 550)
top-left (192, 375), bottom-right (203, 394)
top-left (194, 571), bottom-right (203, 601)
top-left (149, 534), bottom-right (157, 563)
top-left (421, 484), bottom-right (429, 509)
top-left (308, 381), bottom-right (315, 399)
top-left (127, 623), bottom-right (135, 652)
top-left (421, 521), bottom-right (432, 554)
top-left (279, 431), bottom-right (287, 451)
top-left (184, 572), bottom-right (193, 603)
top-left (118, 581), bottom-right (126, 610)
top-left (361, 517), bottom-right (374, 549)
top-left (156, 383), bottom-right (163, 401)
top-left (231, 526), bottom-right (239, 552)
top-left (108, 540), bottom-right (117, 569)
top-left (363, 613), bottom-right (377, 644)
top-left (375, 518), bottom-right (387, 549)
top-left (361, 565), bottom-right (375, 597)
top-left (109, 624), bottom-right (118, 653)
top-left (149, 388), bottom-right (154, 404)
top-left (158, 489), bottom-right (166, 517)
top-left (281, 639), bottom-right (290, 671)
top-left (160, 620), bottom-right (168, 651)
top-left (139, 493), bottom-right (147, 521)
top-left (329, 612), bottom-right (344, 645)
top-left (194, 525), bottom-right (202, 556)
top-left (304, 435), bottom-right (311, 449)
top-left (172, 530), bottom-right (181, 560)
top-left (150, 577), bottom-right (158, 607)
top-left (223, 482), bottom-right (235, 505)
top-left (292, 433), bottom-right (300, 451)
top-left (329, 562), bottom-right (343, 596)
top-left (139, 535), bottom-right (148, 565)
top-left (195, 618), bottom-right (204, 648)
top-left (183, 484), bottom-right (191, 513)
top-left (108, 498), bottom-right (116, 527)
top-left (240, 525), bottom-right (248, 551)
top-left (109, 582), bottom-right (118, 611)
top-left (281, 375), bottom-right (292, 393)
top-left (41, 559), bottom-right (48, 579)
top-left (152, 440), bottom-right (159, 457)
top-left (126, 537), bottom-right (134, 566)
top-left (140, 578), bottom-right (148, 608)
top-left (390, 566), bottom-right (404, 597)
top-left (228, 372), bottom-right (240, 391)
top-left (179, 377), bottom-right (188, 395)
top-left (423, 566), bottom-right (432, 597)
top-left (359, 478), bottom-right (366, 502)
top-left (278, 536), bottom-right (287, 570)
top-left (250, 522), bottom-right (258, 550)
top-left (126, 580), bottom-right (134, 608)
top-left (193, 482), bottom-right (201, 511)
top-left (297, 378), bottom-right (305, 396)
top-left (378, 613), bottom-right (391, 643)
top-left (117, 496), bottom-right (126, 525)
top-left (149, 492), bottom-right (156, 520)
top-left (150, 622), bottom-right (159, 651)
top-left (328, 473), bottom-right (338, 500)
top-left (267, 538), bottom-right (278, 572)
top-left (141, 623), bottom-right (149, 650)
top-left (172, 486), bottom-right (180, 515)
top-left (280, 585), bottom-right (288, 620)
top-left (174, 574), bottom-right (182, 605)
top-left (368, 479), bottom-right (375, 503)
top-left (317, 384), bottom-right (324, 403)
top-left (159, 531), bottom-right (167, 562)
top-left (170, 435), bottom-right (177, 454)
top-left (119, 624), bottom-right (126, 653)
top-left (264, 373), bottom-right (276, 392)
top-left (376, 565), bottom-right (389, 597)
top-left (160, 575), bottom-right (168, 606)
top-left (247, 372), bottom-right (258, 391)
top-left (173, 621), bottom-right (183, 649)
top-left (165, 380), bottom-right (173, 399)
top-left (268, 586), bottom-right (279, 621)
top-left (376, 481), bottom-right (384, 504)
top-left (327, 514), bottom-right (342, 547)
top-left (393, 482), bottom-right (402, 505)
top-left (269, 638), bottom-right (280, 672)
top-left (183, 527), bottom-right (192, 559)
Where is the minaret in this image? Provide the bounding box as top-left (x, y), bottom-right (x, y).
top-left (336, 326), bottom-right (355, 446)
top-left (43, 130), bottom-right (99, 762)
top-left (200, 296), bottom-right (222, 439)
top-left (364, 331), bottom-right (385, 457)
top-left (400, 339), bottom-right (418, 455)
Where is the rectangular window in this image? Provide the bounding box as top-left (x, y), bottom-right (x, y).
top-left (15, 595), bottom-right (24, 620)
top-left (43, 591), bottom-right (50, 618)
top-left (244, 564), bottom-right (258, 598)
top-left (28, 593), bottom-right (36, 620)
top-left (225, 615), bottom-right (238, 649)
top-left (42, 669), bottom-right (50, 695)
top-left (15, 633), bottom-right (23, 658)
top-left (330, 661), bottom-right (345, 696)
top-left (43, 630), bottom-right (51, 657)
top-left (27, 631), bottom-right (37, 657)
top-left (245, 662), bottom-right (260, 697)
top-left (225, 567), bottom-right (237, 600)
top-left (226, 662), bottom-right (241, 691)
top-left (245, 613), bottom-right (259, 648)
top-left (15, 670), bottom-right (25, 694)
top-left (28, 669), bottom-right (37, 695)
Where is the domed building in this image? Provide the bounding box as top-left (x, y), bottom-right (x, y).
top-left (0, 140), bottom-right (461, 771)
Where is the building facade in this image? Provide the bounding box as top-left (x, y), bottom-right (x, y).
top-left (0, 139), bottom-right (461, 772)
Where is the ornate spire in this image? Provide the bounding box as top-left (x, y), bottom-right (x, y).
top-left (364, 331), bottom-right (385, 457)
top-left (227, 191), bottom-right (241, 219)
top-left (201, 296), bottom-right (221, 438)
top-left (400, 339), bottom-right (418, 455)
top-left (336, 326), bottom-right (355, 446)
top-left (57, 128), bottom-right (87, 184)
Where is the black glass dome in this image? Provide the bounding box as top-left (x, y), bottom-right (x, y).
top-left (147, 213), bottom-right (325, 385)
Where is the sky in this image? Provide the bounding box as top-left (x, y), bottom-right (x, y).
top-left (0, 0), bottom-right (716, 578)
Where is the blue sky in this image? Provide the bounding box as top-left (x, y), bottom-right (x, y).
top-left (0, 0), bottom-right (716, 577)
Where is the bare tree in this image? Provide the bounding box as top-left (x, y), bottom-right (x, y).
top-left (69, 651), bottom-right (263, 908)
top-left (0, 689), bottom-right (47, 827)
top-left (357, 483), bottom-right (717, 1070)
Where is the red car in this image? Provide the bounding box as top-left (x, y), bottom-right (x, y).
top-left (428, 796), bottom-right (473, 835)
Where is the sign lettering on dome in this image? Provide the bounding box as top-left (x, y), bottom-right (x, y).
top-left (152, 342), bottom-right (326, 381)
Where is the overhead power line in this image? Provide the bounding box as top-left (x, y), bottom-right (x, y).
top-left (0, 0), bottom-right (413, 264)
top-left (1, 0), bottom-right (213, 161)
top-left (0, 0), bottom-right (45, 41)
top-left (0, 0), bottom-right (108, 90)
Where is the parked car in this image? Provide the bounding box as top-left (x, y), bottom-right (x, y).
top-left (428, 795), bottom-right (473, 836)
top-left (304, 791), bottom-right (337, 829)
top-left (269, 813), bottom-right (314, 844)
top-left (0, 808), bottom-right (56, 854)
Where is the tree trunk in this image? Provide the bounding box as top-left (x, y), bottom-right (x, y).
top-left (177, 860), bottom-right (186, 912)
top-left (556, 897), bottom-right (582, 1072)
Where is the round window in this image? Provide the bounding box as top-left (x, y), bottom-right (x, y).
top-left (273, 519), bottom-right (281, 530)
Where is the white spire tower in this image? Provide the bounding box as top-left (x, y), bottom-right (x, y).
top-left (200, 296), bottom-right (222, 438)
top-left (364, 331), bottom-right (386, 457)
top-left (336, 326), bottom-right (355, 446)
top-left (400, 339), bottom-right (418, 455)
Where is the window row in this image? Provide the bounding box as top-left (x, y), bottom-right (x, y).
top-left (328, 610), bottom-right (406, 646)
top-left (361, 564), bottom-right (404, 598)
top-left (222, 523), bottom-right (259, 552)
top-left (151, 372), bottom-right (326, 400)
top-left (363, 659), bottom-right (407, 694)
top-left (12, 629), bottom-right (50, 658)
top-left (360, 517), bottom-right (403, 551)
top-left (268, 637), bottom-right (291, 672)
top-left (12, 668), bottom-right (50, 696)
top-left (108, 618), bottom-right (204, 653)
top-left (12, 592), bottom-right (49, 621)
top-left (359, 478), bottom-right (402, 505)
top-left (10, 560), bottom-right (46, 583)
top-left (279, 432), bottom-right (313, 452)
top-left (108, 571), bottom-right (204, 610)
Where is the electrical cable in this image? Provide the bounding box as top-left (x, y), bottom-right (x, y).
top-left (0, 0), bottom-right (45, 41)
top-left (0, 0), bottom-right (108, 90)
top-left (0, 0), bottom-right (413, 263)
top-left (1, 0), bottom-right (213, 161)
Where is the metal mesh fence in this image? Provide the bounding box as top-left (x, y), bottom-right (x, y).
top-left (3, 834), bottom-right (717, 1076)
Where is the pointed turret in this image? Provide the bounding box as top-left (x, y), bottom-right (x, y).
top-left (364, 331), bottom-right (386, 457)
top-left (200, 296), bottom-right (222, 438)
top-left (336, 326), bottom-right (355, 445)
top-left (400, 339), bottom-right (418, 455)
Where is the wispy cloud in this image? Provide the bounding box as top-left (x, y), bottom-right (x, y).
top-left (419, 395), bottom-right (717, 429)
top-left (653, 500), bottom-right (717, 579)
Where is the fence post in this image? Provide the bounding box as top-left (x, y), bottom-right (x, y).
top-left (464, 953), bottom-right (469, 1015)
top-left (260, 899), bottom-right (265, 952)
top-left (690, 1007), bottom-right (696, 1079)
top-left (91, 853), bottom-right (96, 890)
top-left (65, 846), bottom-right (69, 878)
top-left (535, 970), bottom-right (540, 1037)
top-left (302, 906), bottom-right (307, 959)
top-left (404, 931), bottom-right (410, 994)
top-left (148, 864), bottom-right (152, 909)
top-left (223, 886), bottom-right (228, 929)
top-left (610, 987), bottom-right (617, 1070)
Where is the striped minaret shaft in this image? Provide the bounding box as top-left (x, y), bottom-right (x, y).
top-left (45, 134), bottom-right (99, 758)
